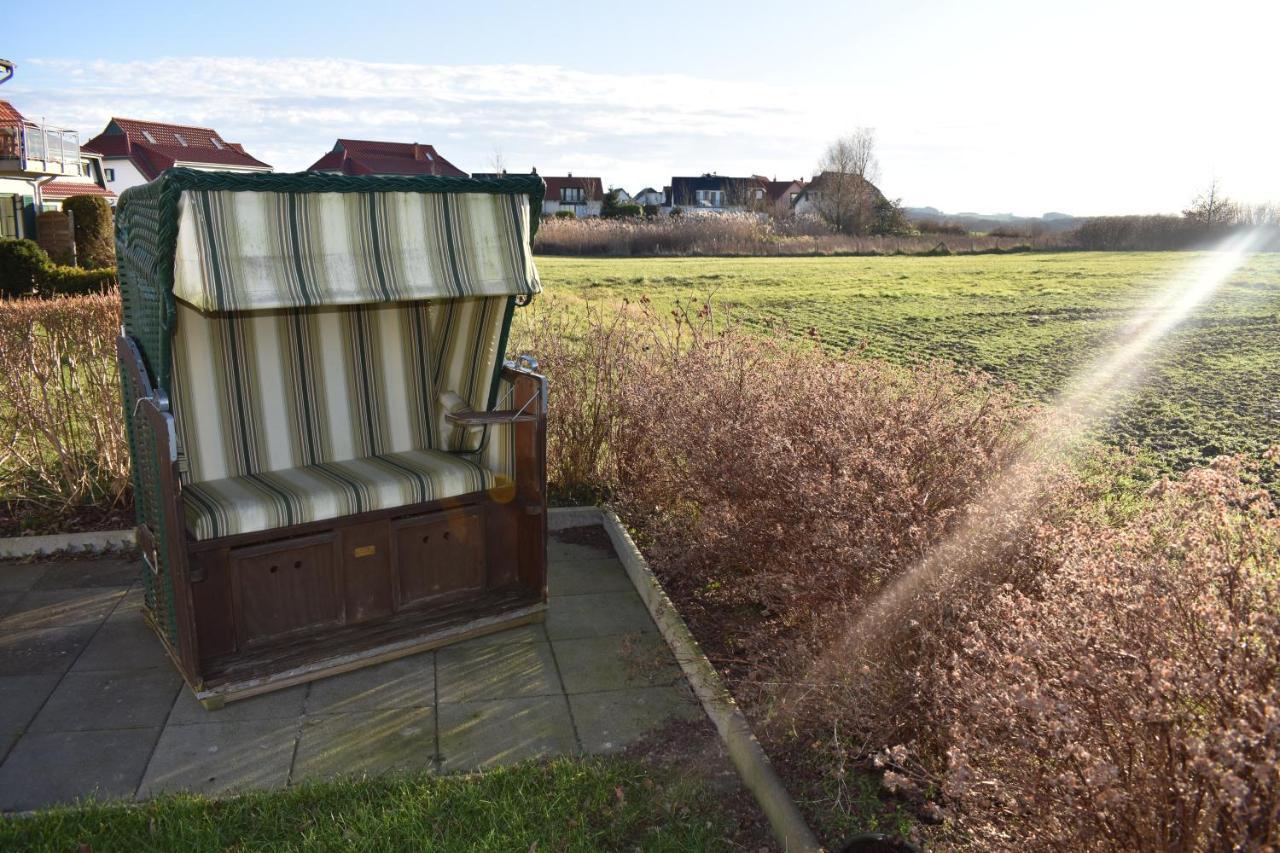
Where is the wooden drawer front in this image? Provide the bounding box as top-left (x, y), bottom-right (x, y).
top-left (393, 508), bottom-right (485, 608)
top-left (341, 520), bottom-right (393, 624)
top-left (231, 534), bottom-right (343, 646)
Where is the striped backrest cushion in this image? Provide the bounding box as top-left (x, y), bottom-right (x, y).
top-left (429, 296), bottom-right (511, 453)
top-left (170, 295), bottom-right (510, 484)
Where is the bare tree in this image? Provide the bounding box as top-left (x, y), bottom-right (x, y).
top-left (812, 127), bottom-right (882, 234)
top-left (489, 147), bottom-right (507, 176)
top-left (1183, 177), bottom-right (1238, 228)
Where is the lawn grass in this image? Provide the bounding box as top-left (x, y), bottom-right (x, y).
top-left (536, 252), bottom-right (1280, 477)
top-left (0, 758), bottom-right (743, 852)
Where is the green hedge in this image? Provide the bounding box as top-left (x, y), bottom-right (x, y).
top-left (62, 195), bottom-right (116, 269)
top-left (0, 238), bottom-right (118, 298)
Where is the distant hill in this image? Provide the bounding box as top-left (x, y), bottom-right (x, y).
top-left (904, 207), bottom-right (1083, 234)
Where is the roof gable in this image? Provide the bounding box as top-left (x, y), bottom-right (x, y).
top-left (83, 117), bottom-right (271, 179)
top-left (306, 139), bottom-right (467, 177)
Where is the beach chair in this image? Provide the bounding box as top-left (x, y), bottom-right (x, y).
top-left (114, 168), bottom-right (547, 707)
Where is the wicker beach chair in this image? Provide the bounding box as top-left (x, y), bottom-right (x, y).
top-left (115, 168), bottom-right (548, 707)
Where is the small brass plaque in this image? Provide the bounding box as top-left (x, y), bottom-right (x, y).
top-left (353, 545), bottom-right (377, 558)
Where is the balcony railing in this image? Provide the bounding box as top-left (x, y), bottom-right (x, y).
top-left (0, 120), bottom-right (81, 174)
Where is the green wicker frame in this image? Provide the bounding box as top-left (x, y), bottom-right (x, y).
top-left (115, 168), bottom-right (546, 657)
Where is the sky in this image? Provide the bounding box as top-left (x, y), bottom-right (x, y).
top-left (5, 0), bottom-right (1277, 216)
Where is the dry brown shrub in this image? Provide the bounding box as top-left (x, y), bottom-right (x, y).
top-left (0, 292), bottom-right (130, 529)
top-left (533, 214), bottom-right (1063, 257)
top-left (935, 458), bottom-right (1280, 850)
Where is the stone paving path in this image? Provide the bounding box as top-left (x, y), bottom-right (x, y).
top-left (0, 531), bottom-right (703, 812)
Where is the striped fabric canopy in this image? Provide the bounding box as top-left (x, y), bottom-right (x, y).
top-left (172, 188), bottom-right (541, 311)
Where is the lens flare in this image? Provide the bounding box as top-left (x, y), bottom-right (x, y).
top-left (793, 228), bottom-right (1270, 699)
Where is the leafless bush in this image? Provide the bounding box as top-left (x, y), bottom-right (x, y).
top-left (935, 458), bottom-right (1280, 850)
top-left (533, 214), bottom-right (1065, 256)
top-left (0, 292), bottom-right (130, 528)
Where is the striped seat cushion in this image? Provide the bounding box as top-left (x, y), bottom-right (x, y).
top-left (182, 448), bottom-right (495, 541)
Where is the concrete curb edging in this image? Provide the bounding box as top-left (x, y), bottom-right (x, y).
top-left (549, 506), bottom-right (824, 852)
top-left (0, 528), bottom-right (136, 559)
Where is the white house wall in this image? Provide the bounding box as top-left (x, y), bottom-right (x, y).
top-left (101, 158), bottom-right (149, 194)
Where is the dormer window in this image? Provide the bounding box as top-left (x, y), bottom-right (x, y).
top-left (141, 130), bottom-right (157, 143)
top-left (174, 132), bottom-right (188, 146)
top-left (210, 137), bottom-right (224, 149)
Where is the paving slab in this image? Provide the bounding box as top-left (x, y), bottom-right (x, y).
top-left (31, 559), bottom-right (139, 590)
top-left (552, 633), bottom-right (683, 694)
top-left (29, 668), bottom-right (182, 733)
top-left (438, 696), bottom-right (577, 772)
top-left (305, 655), bottom-right (435, 714)
top-left (71, 608), bottom-right (171, 672)
top-left (170, 683), bottom-right (308, 725)
top-left (1, 588), bottom-right (123, 632)
top-left (446, 620), bottom-right (548, 649)
top-left (544, 590), bottom-right (657, 640)
top-left (0, 728), bottom-right (159, 811)
top-left (293, 708), bottom-right (436, 780)
top-left (0, 544), bottom-right (719, 812)
top-left (0, 674), bottom-right (62, 734)
top-left (547, 540), bottom-right (619, 564)
top-left (0, 625), bottom-right (97, 677)
top-left (569, 684), bottom-right (703, 754)
top-left (139, 718), bottom-right (299, 797)
top-left (0, 562), bottom-right (48, 593)
top-left (436, 640), bottom-right (560, 703)
top-left (549, 557), bottom-right (634, 597)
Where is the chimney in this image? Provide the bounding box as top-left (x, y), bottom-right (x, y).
top-left (567, 171), bottom-right (572, 178)
top-left (412, 143), bottom-right (425, 161)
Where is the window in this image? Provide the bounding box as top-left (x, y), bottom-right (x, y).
top-left (754, 189), bottom-right (764, 200)
top-left (0, 194), bottom-right (18, 239)
top-left (695, 189), bottom-right (725, 207)
top-left (105, 168), bottom-right (116, 182)
top-left (141, 130), bottom-right (157, 143)
top-left (789, 192), bottom-right (799, 203)
top-left (174, 132), bottom-right (188, 146)
top-left (561, 187), bottom-right (584, 203)
top-left (210, 137), bottom-right (224, 149)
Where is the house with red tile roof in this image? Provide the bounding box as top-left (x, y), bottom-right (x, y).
top-left (82, 118), bottom-right (272, 195)
top-left (541, 174), bottom-right (604, 217)
top-left (1, 99), bottom-right (113, 240)
top-left (306, 139), bottom-right (467, 177)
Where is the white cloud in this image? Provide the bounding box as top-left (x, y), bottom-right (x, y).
top-left (9, 52), bottom-right (1278, 215)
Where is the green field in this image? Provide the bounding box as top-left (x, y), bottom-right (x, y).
top-left (536, 252), bottom-right (1280, 475)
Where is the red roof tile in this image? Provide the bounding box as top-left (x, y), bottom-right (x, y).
top-left (542, 176), bottom-right (604, 202)
top-left (41, 181), bottom-right (117, 201)
top-left (82, 117), bottom-right (271, 179)
top-left (0, 100), bottom-right (25, 124)
top-left (306, 139), bottom-right (467, 177)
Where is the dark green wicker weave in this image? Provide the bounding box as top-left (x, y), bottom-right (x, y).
top-left (115, 167), bottom-right (546, 651)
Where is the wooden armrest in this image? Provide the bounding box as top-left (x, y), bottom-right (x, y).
top-left (446, 408), bottom-right (539, 425)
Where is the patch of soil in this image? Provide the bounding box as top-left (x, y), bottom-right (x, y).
top-left (0, 502), bottom-right (134, 539)
top-left (551, 524), bottom-right (618, 558)
top-left (623, 715), bottom-right (778, 852)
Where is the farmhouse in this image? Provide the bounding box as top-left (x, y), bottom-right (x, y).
top-left (632, 186), bottom-right (665, 206)
top-left (668, 173), bottom-right (769, 212)
top-left (792, 171), bottom-right (884, 217)
top-left (763, 178), bottom-right (807, 217)
top-left (0, 98), bottom-right (113, 240)
top-left (83, 117), bottom-right (272, 195)
top-left (541, 174), bottom-right (604, 217)
top-left (307, 139), bottom-right (468, 177)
